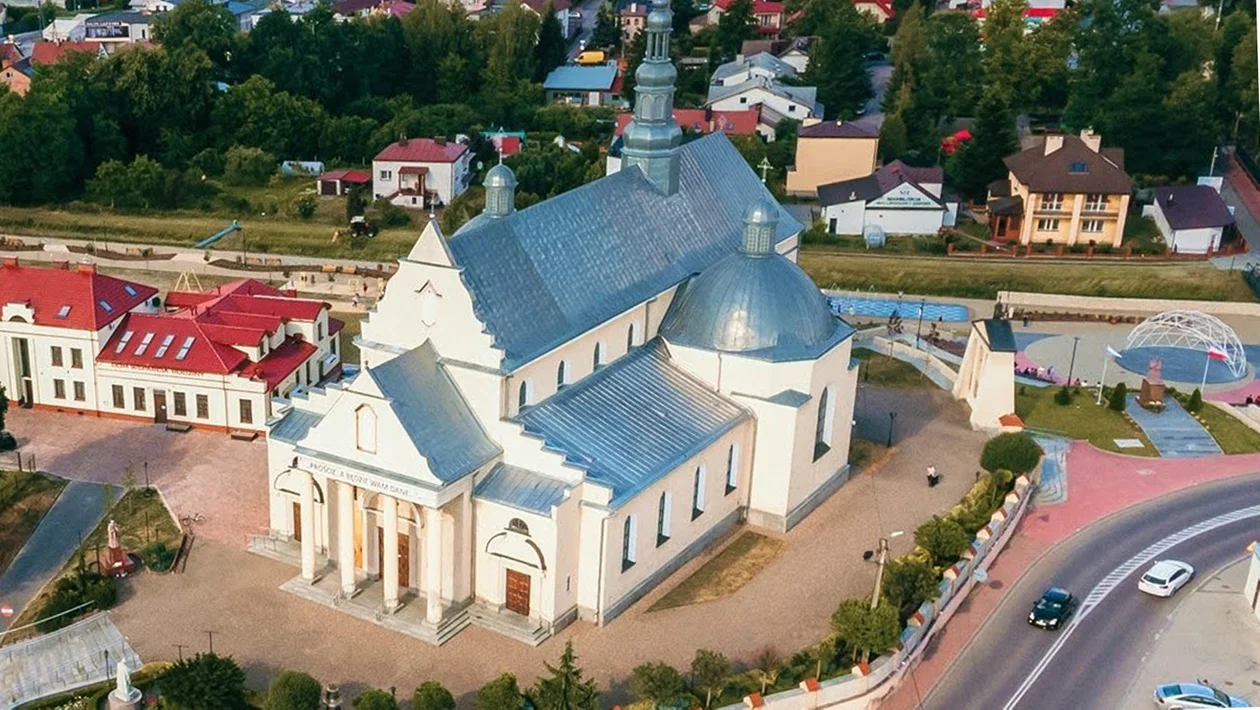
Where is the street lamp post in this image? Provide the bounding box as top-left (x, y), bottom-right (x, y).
top-left (887, 411), bottom-right (897, 447)
top-left (915, 298), bottom-right (926, 349)
top-left (1066, 336), bottom-right (1081, 386)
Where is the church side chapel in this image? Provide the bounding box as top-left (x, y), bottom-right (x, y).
top-left (261, 0), bottom-right (860, 646)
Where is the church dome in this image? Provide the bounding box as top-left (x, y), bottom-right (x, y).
top-left (484, 162), bottom-right (516, 189)
top-left (659, 201), bottom-right (842, 361)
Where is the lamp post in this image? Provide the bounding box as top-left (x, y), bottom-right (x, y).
top-left (887, 411), bottom-right (897, 447)
top-left (915, 298), bottom-right (926, 349)
top-left (1066, 336), bottom-right (1081, 386)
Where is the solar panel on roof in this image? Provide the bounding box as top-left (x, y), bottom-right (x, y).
top-left (154, 333), bottom-right (175, 358)
top-left (56, 305), bottom-right (71, 319)
top-left (134, 332), bottom-right (155, 356)
top-left (175, 336), bottom-right (195, 361)
top-left (115, 330), bottom-right (134, 354)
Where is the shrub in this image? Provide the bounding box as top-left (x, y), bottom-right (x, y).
top-left (352, 689), bottom-right (397, 710)
top-left (691, 649), bottom-right (731, 709)
top-left (1109, 381), bottom-right (1128, 411)
top-left (293, 194), bottom-right (317, 219)
top-left (268, 671), bottom-right (322, 710)
top-left (914, 515), bottom-right (971, 568)
top-left (141, 542), bottom-right (175, 572)
top-left (36, 572), bottom-right (117, 632)
top-left (1187, 388), bottom-right (1203, 413)
top-left (629, 662), bottom-right (687, 706)
top-left (370, 198), bottom-right (412, 228)
top-left (224, 145), bottom-right (276, 185)
top-left (829, 599), bottom-right (901, 664)
top-left (881, 555), bottom-right (940, 621)
top-left (412, 682), bottom-right (455, 710)
top-left (190, 148), bottom-right (225, 177)
top-left (980, 432), bottom-right (1042, 474)
top-left (160, 653), bottom-right (248, 710)
top-left (1053, 386), bottom-right (1072, 406)
top-left (476, 674), bottom-right (523, 710)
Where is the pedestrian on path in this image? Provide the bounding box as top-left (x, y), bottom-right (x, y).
top-left (927, 465), bottom-right (940, 487)
top-left (352, 294), bottom-right (360, 309)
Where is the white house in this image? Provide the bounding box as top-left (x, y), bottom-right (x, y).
top-left (706, 76), bottom-right (822, 122)
top-left (257, 0), bottom-right (858, 648)
top-left (709, 52), bottom-right (797, 88)
top-left (372, 138), bottom-right (472, 209)
top-left (1144, 183), bottom-right (1236, 255)
top-left (739, 36), bottom-right (812, 73)
top-left (818, 160), bottom-right (958, 236)
top-left (82, 12), bottom-right (151, 43)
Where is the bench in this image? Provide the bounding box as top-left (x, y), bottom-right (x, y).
top-left (230, 430), bottom-right (259, 441)
top-left (165, 422), bottom-right (193, 433)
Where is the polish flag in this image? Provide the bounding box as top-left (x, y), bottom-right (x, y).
top-left (1106, 346), bottom-right (1122, 359)
top-left (1207, 347), bottom-right (1228, 361)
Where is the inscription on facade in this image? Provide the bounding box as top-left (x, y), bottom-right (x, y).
top-left (298, 457), bottom-right (427, 501)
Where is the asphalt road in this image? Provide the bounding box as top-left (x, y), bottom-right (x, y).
top-left (920, 473), bottom-right (1260, 710)
top-left (566, 0), bottom-right (603, 59)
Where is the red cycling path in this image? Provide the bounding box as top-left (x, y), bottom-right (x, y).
top-left (877, 444), bottom-right (1260, 710)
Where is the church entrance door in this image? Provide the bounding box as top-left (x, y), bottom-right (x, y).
top-left (377, 528), bottom-right (410, 587)
top-left (505, 569), bottom-right (530, 617)
top-left (292, 502), bottom-right (302, 542)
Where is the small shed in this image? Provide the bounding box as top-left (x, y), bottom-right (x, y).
top-left (1144, 183), bottom-right (1236, 254)
top-left (317, 169), bottom-right (372, 197)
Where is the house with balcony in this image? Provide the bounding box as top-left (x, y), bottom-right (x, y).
top-left (986, 130), bottom-right (1132, 247)
top-left (372, 137), bottom-right (472, 209)
top-left (702, 0), bottom-right (784, 34)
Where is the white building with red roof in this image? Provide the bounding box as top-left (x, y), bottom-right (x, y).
top-left (94, 279), bottom-right (342, 434)
top-left (372, 137), bottom-right (473, 209)
top-left (0, 258), bottom-right (158, 412)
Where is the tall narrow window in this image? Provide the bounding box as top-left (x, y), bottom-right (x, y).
top-left (557, 360), bottom-right (568, 387)
top-left (133, 387), bottom-right (146, 411)
top-left (656, 491), bottom-right (671, 546)
top-left (73, 381), bottom-right (85, 401)
top-left (239, 399), bottom-right (253, 425)
top-left (196, 394), bottom-right (209, 419)
top-left (814, 386), bottom-right (832, 461)
top-left (691, 465), bottom-right (706, 520)
top-left (621, 516), bottom-right (636, 571)
top-left (50, 347), bottom-right (63, 367)
top-left (173, 391), bottom-right (187, 417)
top-left (518, 380), bottom-right (532, 409)
top-left (112, 385), bottom-right (125, 408)
top-left (627, 322), bottom-right (638, 350)
top-left (593, 342), bottom-right (603, 369)
top-left (53, 379), bottom-right (65, 399)
top-left (725, 444), bottom-right (739, 495)
top-left (71, 348), bottom-right (83, 369)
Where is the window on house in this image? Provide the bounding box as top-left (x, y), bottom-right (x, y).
top-left (53, 379), bottom-right (65, 399)
top-left (112, 385), bottom-right (124, 408)
top-left (173, 391), bottom-right (187, 417)
top-left (51, 347), bottom-right (63, 367)
top-left (739, 97), bottom-right (748, 104)
top-left (71, 348), bottom-right (83, 369)
top-left (788, 105), bottom-right (796, 112)
top-left (1081, 219), bottom-right (1104, 233)
top-left (1036, 218), bottom-right (1061, 232)
top-left (133, 387), bottom-right (146, 411)
top-left (1041, 193), bottom-right (1064, 211)
top-left (1069, 161), bottom-right (1088, 174)
top-left (691, 465), bottom-right (706, 520)
top-left (656, 491), bottom-right (671, 546)
top-left (239, 399), bottom-right (253, 425)
top-left (1085, 194), bottom-right (1107, 211)
top-left (814, 387), bottom-right (832, 461)
top-left (593, 342), bottom-right (603, 369)
top-left (518, 380), bottom-right (532, 409)
top-left (317, 322), bottom-right (324, 340)
top-left (196, 394), bottom-right (209, 419)
top-left (379, 170), bottom-right (392, 181)
top-left (557, 360), bottom-right (569, 387)
top-left (621, 516), bottom-right (637, 571)
top-left (73, 381), bottom-right (85, 401)
top-left (726, 444), bottom-right (738, 495)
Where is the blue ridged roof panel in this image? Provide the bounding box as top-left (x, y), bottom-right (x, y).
top-left (475, 463), bottom-right (571, 515)
top-left (269, 408), bottom-right (323, 444)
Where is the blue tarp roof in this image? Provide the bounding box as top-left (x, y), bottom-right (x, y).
top-left (515, 341), bottom-right (749, 508)
top-left (543, 63), bottom-right (619, 91)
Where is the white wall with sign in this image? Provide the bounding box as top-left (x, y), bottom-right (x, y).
top-left (823, 180), bottom-right (956, 237)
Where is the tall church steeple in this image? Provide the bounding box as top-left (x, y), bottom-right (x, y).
top-left (620, 0), bottom-right (682, 196)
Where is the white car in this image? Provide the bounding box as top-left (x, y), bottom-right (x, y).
top-left (1139, 560), bottom-right (1195, 597)
top-left (1154, 682), bottom-right (1251, 708)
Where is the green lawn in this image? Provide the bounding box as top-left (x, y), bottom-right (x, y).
top-left (649, 531), bottom-right (785, 612)
top-left (799, 249), bottom-right (1255, 302)
top-left (331, 311), bottom-right (364, 364)
top-left (853, 348), bottom-right (932, 388)
top-left (1194, 404), bottom-right (1260, 454)
top-left (0, 471), bottom-right (66, 577)
top-left (1015, 386), bottom-right (1157, 456)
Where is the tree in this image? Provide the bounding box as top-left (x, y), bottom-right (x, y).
top-left (267, 671), bottom-right (322, 710)
top-left (0, 386), bottom-right (9, 432)
top-left (1187, 388), bottom-right (1204, 414)
top-left (829, 600), bottom-right (901, 664)
top-left (920, 11), bottom-right (981, 117)
top-left (87, 155), bottom-right (169, 209)
top-left (1109, 381), bottom-right (1128, 411)
top-left (1021, 15), bottom-right (1072, 113)
top-left (476, 673), bottom-right (523, 710)
top-left (535, 2), bottom-right (568, 82)
top-left (352, 689), bottom-right (398, 710)
top-left (980, 432), bottom-right (1041, 474)
top-left (224, 145), bottom-right (276, 185)
top-left (1093, 51), bottom-right (1169, 178)
top-left (153, 0), bottom-right (238, 68)
top-left (590, 1), bottom-right (622, 51)
top-left (881, 555), bottom-right (940, 621)
top-left (413, 682), bottom-right (456, 710)
top-left (530, 640), bottom-right (600, 710)
top-left (802, 0), bottom-right (874, 119)
top-left (690, 649), bottom-right (730, 709)
top-left (1064, 0), bottom-right (1159, 130)
top-left (1159, 70), bottom-right (1220, 180)
top-left (1231, 28), bottom-right (1258, 149)
top-left (885, 2), bottom-right (926, 107)
top-left (981, 0), bottom-right (1031, 106)
top-left (630, 662), bottom-right (688, 706)
top-left (1215, 11), bottom-right (1253, 118)
top-left (914, 515), bottom-right (970, 568)
top-left (945, 88), bottom-right (1017, 201)
top-left (346, 187), bottom-right (367, 223)
top-left (715, 0), bottom-right (756, 62)
top-left (160, 653), bottom-right (249, 710)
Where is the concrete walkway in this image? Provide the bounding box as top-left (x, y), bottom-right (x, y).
top-left (1125, 395), bottom-right (1222, 458)
top-left (0, 481), bottom-right (106, 633)
top-left (1119, 557), bottom-right (1260, 709)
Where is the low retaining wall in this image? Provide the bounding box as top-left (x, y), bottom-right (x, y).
top-left (720, 475), bottom-right (1035, 710)
top-left (865, 335), bottom-right (958, 388)
top-left (997, 291), bottom-right (1260, 319)
top-left (1208, 401), bottom-right (1260, 435)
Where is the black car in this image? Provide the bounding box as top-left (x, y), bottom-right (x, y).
top-left (1028, 587), bottom-right (1075, 629)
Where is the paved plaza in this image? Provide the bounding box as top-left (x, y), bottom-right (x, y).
top-left (101, 386), bottom-right (984, 703)
top-left (0, 613), bottom-right (141, 709)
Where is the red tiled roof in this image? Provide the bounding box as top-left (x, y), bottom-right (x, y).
top-left (496, 135), bottom-right (522, 156)
top-left (615, 108), bottom-right (761, 137)
top-left (714, 0), bottom-right (782, 11)
top-left (0, 260), bottom-right (155, 330)
top-left (375, 138), bottom-right (469, 164)
top-left (30, 41), bottom-right (102, 66)
top-left (98, 313), bottom-right (250, 375)
top-left (243, 337), bottom-right (318, 389)
top-left (855, 0), bottom-right (894, 17)
top-left (319, 169), bottom-right (371, 184)
top-left (328, 317), bottom-right (346, 335)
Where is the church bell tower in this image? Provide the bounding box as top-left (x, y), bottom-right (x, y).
top-left (620, 0), bottom-right (683, 196)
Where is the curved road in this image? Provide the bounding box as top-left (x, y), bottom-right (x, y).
top-left (921, 473), bottom-right (1260, 710)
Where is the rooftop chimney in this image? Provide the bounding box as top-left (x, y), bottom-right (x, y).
top-left (76, 261), bottom-right (96, 274)
top-left (434, 137), bottom-right (447, 146)
top-left (1079, 128), bottom-right (1102, 153)
top-left (1043, 134), bottom-right (1065, 156)
top-left (2, 255), bottom-right (17, 267)
top-left (53, 261), bottom-right (69, 270)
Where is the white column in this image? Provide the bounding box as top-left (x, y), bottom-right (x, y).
top-left (459, 491), bottom-right (473, 602)
top-left (300, 471), bottom-right (316, 582)
top-left (424, 505), bottom-right (444, 624)
top-left (382, 495), bottom-right (400, 613)
top-left (337, 481), bottom-right (356, 597)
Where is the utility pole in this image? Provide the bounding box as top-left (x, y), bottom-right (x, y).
top-left (1066, 336), bottom-right (1081, 385)
top-left (870, 537), bottom-right (890, 609)
top-left (204, 630), bottom-right (215, 654)
top-left (172, 644), bottom-right (186, 661)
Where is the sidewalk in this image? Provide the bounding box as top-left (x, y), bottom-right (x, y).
top-left (1119, 557), bottom-right (1260, 709)
top-left (1212, 154), bottom-right (1260, 271)
top-left (879, 443), bottom-right (1260, 710)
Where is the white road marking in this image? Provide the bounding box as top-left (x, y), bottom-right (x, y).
top-left (1003, 504), bottom-right (1260, 710)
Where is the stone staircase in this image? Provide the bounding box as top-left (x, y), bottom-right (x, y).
top-left (467, 605), bottom-right (552, 646)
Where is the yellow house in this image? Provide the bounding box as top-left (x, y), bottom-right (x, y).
top-left (785, 119), bottom-right (879, 197)
top-left (987, 130), bottom-right (1132, 247)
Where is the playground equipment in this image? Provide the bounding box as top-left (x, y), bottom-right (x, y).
top-left (195, 220), bottom-right (241, 249)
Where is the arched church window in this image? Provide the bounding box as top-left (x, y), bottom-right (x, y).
top-left (518, 379), bottom-right (533, 410)
top-left (508, 518), bottom-right (530, 535)
top-left (627, 322), bottom-right (638, 350)
top-left (557, 360), bottom-right (569, 387)
top-left (355, 405), bottom-right (377, 454)
top-left (814, 386), bottom-right (833, 461)
top-left (593, 342), bottom-right (604, 369)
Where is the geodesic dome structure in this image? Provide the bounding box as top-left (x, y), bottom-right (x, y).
top-left (1125, 310), bottom-right (1247, 379)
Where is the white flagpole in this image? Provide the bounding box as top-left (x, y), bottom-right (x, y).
top-left (1201, 353), bottom-right (1211, 392)
top-left (1097, 354), bottom-right (1110, 406)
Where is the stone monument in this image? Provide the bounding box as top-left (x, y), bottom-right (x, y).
top-left (108, 660), bottom-right (142, 710)
top-left (105, 519), bottom-right (135, 577)
top-left (1139, 358), bottom-right (1166, 409)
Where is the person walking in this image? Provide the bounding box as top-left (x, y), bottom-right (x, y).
top-left (927, 465), bottom-right (940, 487)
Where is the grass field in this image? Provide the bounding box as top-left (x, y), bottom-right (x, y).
top-left (0, 471), bottom-right (66, 577)
top-left (1194, 404), bottom-right (1260, 454)
top-left (853, 348), bottom-right (932, 388)
top-left (649, 531), bottom-right (785, 612)
top-left (1016, 386), bottom-right (1157, 456)
top-left (331, 311), bottom-right (365, 364)
top-left (799, 250), bottom-right (1255, 302)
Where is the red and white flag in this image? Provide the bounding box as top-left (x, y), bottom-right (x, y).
top-left (1106, 346), bottom-right (1122, 359)
top-left (1207, 347), bottom-right (1228, 361)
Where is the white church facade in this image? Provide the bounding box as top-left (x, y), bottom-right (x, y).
top-left (258, 0), bottom-right (860, 646)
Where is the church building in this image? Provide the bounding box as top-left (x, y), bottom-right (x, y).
top-left (260, 0), bottom-right (860, 646)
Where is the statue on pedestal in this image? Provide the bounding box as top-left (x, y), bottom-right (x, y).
top-left (108, 660), bottom-right (142, 710)
top-left (105, 519), bottom-right (135, 577)
top-left (1139, 358), bottom-right (1166, 410)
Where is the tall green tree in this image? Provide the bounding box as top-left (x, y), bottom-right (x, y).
top-left (803, 0), bottom-right (875, 119)
top-left (535, 2), bottom-right (568, 81)
top-left (1064, 0), bottom-right (1159, 130)
top-left (1094, 51), bottom-right (1169, 177)
top-left (690, 649), bottom-right (730, 709)
top-left (1216, 11), bottom-right (1254, 120)
top-left (884, 1), bottom-right (927, 109)
top-left (1021, 14), bottom-right (1073, 112)
top-left (1230, 28), bottom-right (1258, 148)
top-left (1159, 70), bottom-right (1220, 179)
top-left (981, 0), bottom-right (1030, 106)
top-left (629, 663), bottom-right (688, 706)
top-left (921, 11), bottom-right (982, 117)
top-left (715, 0), bottom-right (757, 61)
top-left (153, 0), bottom-right (238, 69)
top-left (829, 600), bottom-right (901, 665)
top-left (530, 641), bottom-right (600, 710)
top-left (945, 88), bottom-right (1018, 201)
top-left (590, 1), bottom-right (622, 51)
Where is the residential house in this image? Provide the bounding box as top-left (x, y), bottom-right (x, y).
top-left (818, 160), bottom-right (958, 236)
top-left (317, 169), bottom-right (371, 197)
top-left (29, 40), bottom-right (105, 65)
top-left (606, 106), bottom-right (765, 174)
top-left (853, 0), bottom-right (894, 22)
top-left (620, 1), bottom-right (648, 40)
top-left (41, 13), bottom-right (95, 40)
top-left (710, 52), bottom-right (798, 88)
top-left (706, 76), bottom-right (820, 124)
top-left (483, 129), bottom-right (526, 157)
top-left (785, 119), bottom-right (879, 196)
top-left (970, 0), bottom-right (1063, 28)
top-left (739, 36), bottom-right (812, 72)
top-left (373, 137), bottom-right (473, 208)
top-left (331, 0), bottom-right (414, 18)
top-left (986, 130), bottom-right (1132, 247)
top-left (1145, 183), bottom-right (1236, 254)
top-left (83, 12), bottom-right (151, 43)
top-left (703, 0), bottom-right (784, 34)
top-left (0, 43), bottom-right (31, 97)
top-left (226, 0), bottom-right (270, 30)
top-left (543, 62), bottom-right (623, 107)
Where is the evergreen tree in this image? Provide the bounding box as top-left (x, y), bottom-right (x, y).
top-left (715, 0), bottom-right (756, 62)
top-left (981, 0), bottom-right (1030, 106)
top-left (884, 2), bottom-right (927, 110)
top-left (946, 88), bottom-right (1017, 201)
top-left (629, 663), bottom-right (687, 706)
top-left (803, 0), bottom-right (874, 120)
top-left (921, 11), bottom-right (982, 118)
top-left (530, 640), bottom-right (600, 710)
top-left (1094, 52), bottom-right (1168, 177)
top-left (590, 2), bottom-right (622, 51)
top-left (1159, 70), bottom-right (1220, 180)
top-left (672, 0), bottom-right (697, 34)
top-left (160, 653), bottom-right (249, 710)
top-left (534, 2), bottom-right (568, 82)
top-left (1109, 382), bottom-right (1128, 411)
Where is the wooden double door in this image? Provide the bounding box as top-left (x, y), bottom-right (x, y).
top-left (377, 527), bottom-right (410, 587)
top-left (505, 569), bottom-right (531, 617)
